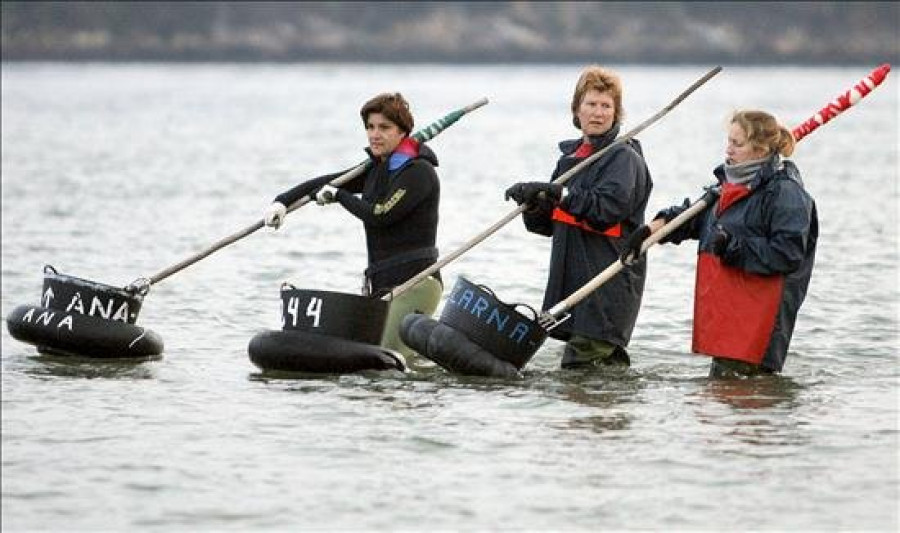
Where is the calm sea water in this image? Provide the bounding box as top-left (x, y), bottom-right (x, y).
top-left (2, 63), bottom-right (898, 531)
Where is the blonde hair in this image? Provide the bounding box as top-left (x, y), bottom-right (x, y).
top-left (571, 65), bottom-right (624, 129)
top-left (730, 110), bottom-right (796, 157)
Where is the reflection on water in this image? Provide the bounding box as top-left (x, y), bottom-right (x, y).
top-left (554, 385), bottom-right (635, 433)
top-left (20, 353), bottom-right (159, 381)
top-left (534, 368), bottom-right (642, 433)
top-left (700, 374), bottom-right (802, 411)
top-left (690, 376), bottom-right (809, 450)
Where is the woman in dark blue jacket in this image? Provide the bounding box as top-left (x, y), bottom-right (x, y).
top-left (625, 110), bottom-right (818, 377)
top-left (505, 65), bottom-right (653, 369)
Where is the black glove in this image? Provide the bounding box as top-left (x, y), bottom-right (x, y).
top-left (504, 182), bottom-right (563, 206)
top-left (710, 224), bottom-right (732, 257)
top-left (700, 184), bottom-right (721, 204)
top-left (620, 225), bottom-right (651, 264)
top-left (655, 198), bottom-right (691, 223)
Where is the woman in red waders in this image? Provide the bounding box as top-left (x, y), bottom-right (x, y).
top-left (624, 110), bottom-right (818, 377)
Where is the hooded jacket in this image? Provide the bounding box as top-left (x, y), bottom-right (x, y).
top-left (522, 126), bottom-right (653, 346)
top-left (659, 157), bottom-right (818, 371)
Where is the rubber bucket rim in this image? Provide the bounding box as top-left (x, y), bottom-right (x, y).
top-left (41, 264), bottom-right (145, 324)
top-left (279, 284), bottom-right (388, 345)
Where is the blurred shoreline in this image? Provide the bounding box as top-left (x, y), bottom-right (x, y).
top-left (3, 2), bottom-right (897, 66)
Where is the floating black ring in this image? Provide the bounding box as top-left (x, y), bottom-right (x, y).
top-left (400, 313), bottom-right (520, 378)
top-left (6, 304), bottom-right (163, 359)
top-left (248, 329), bottom-right (405, 374)
top-left (6, 265), bottom-right (162, 359)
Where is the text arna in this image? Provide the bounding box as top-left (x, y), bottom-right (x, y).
top-left (446, 287), bottom-right (532, 344)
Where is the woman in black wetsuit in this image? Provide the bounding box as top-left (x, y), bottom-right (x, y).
top-left (263, 93), bottom-right (442, 362)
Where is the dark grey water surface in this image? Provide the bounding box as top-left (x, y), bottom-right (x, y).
top-left (2, 64), bottom-right (898, 531)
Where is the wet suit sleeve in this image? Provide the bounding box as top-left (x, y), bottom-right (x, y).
top-left (273, 164), bottom-right (368, 207)
top-left (558, 149), bottom-right (641, 232)
top-left (334, 161), bottom-right (436, 228)
top-left (721, 180), bottom-right (814, 275)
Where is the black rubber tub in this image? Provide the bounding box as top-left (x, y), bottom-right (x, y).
top-left (5, 265), bottom-right (163, 359)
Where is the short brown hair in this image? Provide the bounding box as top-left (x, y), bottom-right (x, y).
top-left (571, 65), bottom-right (624, 129)
top-left (360, 93), bottom-right (414, 134)
top-left (731, 110), bottom-right (796, 157)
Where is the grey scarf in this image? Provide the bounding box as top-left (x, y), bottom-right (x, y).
top-left (723, 155), bottom-right (781, 184)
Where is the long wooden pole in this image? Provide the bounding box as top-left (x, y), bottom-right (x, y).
top-left (540, 63), bottom-right (892, 328)
top-left (541, 190), bottom-right (712, 327)
top-left (128, 98), bottom-right (488, 293)
top-left (386, 66), bottom-right (723, 301)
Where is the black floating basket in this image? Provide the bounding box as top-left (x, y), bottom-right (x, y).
top-left (42, 265), bottom-right (145, 324)
top-left (280, 284), bottom-right (388, 345)
top-left (439, 276), bottom-right (547, 369)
